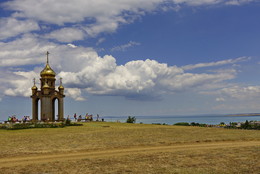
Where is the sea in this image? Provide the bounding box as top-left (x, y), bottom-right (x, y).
top-left (102, 115), bottom-right (260, 125)
top-left (1, 114), bottom-right (259, 125)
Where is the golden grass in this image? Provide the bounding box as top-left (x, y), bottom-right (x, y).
top-left (0, 122), bottom-right (259, 173)
top-left (1, 145), bottom-right (259, 174)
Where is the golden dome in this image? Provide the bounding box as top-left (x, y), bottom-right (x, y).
top-left (58, 85), bottom-right (64, 90)
top-left (43, 81), bottom-right (50, 89)
top-left (31, 85), bottom-right (37, 90)
top-left (40, 63), bottom-right (56, 77)
top-left (58, 78), bottom-right (64, 90)
top-left (31, 78), bottom-right (38, 90)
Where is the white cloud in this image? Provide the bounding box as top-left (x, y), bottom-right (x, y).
top-left (0, 34), bottom-right (56, 67)
top-left (171, 0), bottom-right (254, 6)
top-left (3, 0), bottom-right (161, 38)
top-left (45, 28), bottom-right (85, 43)
top-left (0, 33), bottom-right (248, 101)
top-left (220, 86), bottom-right (260, 100)
top-left (182, 57), bottom-right (250, 70)
top-left (4, 70), bottom-right (38, 97)
top-left (0, 70), bottom-right (23, 100)
top-left (111, 41), bottom-right (140, 52)
top-left (216, 97), bottom-right (225, 102)
top-left (2, 0), bottom-right (256, 41)
top-left (84, 16), bottom-right (125, 37)
top-left (66, 88), bottom-right (86, 101)
top-left (0, 17), bottom-right (39, 40)
top-left (202, 85), bottom-right (260, 104)
top-left (225, 0), bottom-right (254, 5)
top-left (57, 53), bottom-right (237, 100)
top-left (172, 0), bottom-right (222, 6)
top-left (4, 0), bottom-right (160, 25)
top-left (96, 38), bottom-right (106, 45)
top-left (67, 44), bottom-right (77, 48)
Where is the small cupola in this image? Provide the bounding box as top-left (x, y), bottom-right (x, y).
top-left (43, 81), bottom-right (50, 89)
top-left (58, 78), bottom-right (64, 94)
top-left (31, 78), bottom-right (38, 94)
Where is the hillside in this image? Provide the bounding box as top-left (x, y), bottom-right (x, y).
top-left (0, 122), bottom-right (259, 174)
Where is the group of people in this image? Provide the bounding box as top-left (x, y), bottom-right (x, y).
top-left (7, 116), bottom-right (30, 122)
top-left (69, 113), bottom-right (103, 122)
top-left (22, 116), bottom-right (31, 122)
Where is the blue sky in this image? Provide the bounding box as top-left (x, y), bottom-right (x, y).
top-left (1, 0), bottom-right (260, 120)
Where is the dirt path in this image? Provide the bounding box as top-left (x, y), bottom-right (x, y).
top-left (1, 141), bottom-right (259, 168)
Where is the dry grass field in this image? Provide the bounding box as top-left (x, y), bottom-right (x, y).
top-left (0, 122), bottom-right (259, 174)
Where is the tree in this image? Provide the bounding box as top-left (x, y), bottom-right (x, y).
top-left (241, 120), bottom-right (251, 129)
top-left (126, 116), bottom-right (136, 123)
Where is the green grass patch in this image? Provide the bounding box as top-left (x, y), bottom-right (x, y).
top-left (0, 122), bottom-right (82, 130)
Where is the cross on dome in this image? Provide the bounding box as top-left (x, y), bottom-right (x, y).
top-left (46, 51), bottom-right (50, 64)
top-left (40, 51), bottom-right (56, 77)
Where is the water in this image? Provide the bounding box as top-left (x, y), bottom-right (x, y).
top-left (103, 115), bottom-right (260, 125)
top-left (1, 114), bottom-right (259, 125)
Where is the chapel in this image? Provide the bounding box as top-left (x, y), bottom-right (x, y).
top-left (31, 52), bottom-right (65, 121)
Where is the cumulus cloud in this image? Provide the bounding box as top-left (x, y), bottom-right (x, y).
top-left (0, 0), bottom-right (256, 101)
top-left (0, 34), bottom-right (242, 101)
top-left (0, 17), bottom-right (39, 40)
top-left (56, 53), bottom-right (237, 100)
top-left (66, 88), bottom-right (86, 101)
top-left (0, 69), bottom-right (24, 100)
top-left (4, 71), bottom-right (38, 97)
top-left (111, 41), bottom-right (140, 52)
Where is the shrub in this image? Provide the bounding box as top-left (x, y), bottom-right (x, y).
top-left (126, 116), bottom-right (136, 123)
top-left (3, 122), bottom-right (71, 130)
top-left (174, 122), bottom-right (190, 126)
top-left (65, 118), bottom-right (71, 125)
top-left (190, 122), bottom-right (199, 126)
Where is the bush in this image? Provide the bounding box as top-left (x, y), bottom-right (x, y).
top-left (126, 116), bottom-right (136, 123)
top-left (1, 122), bottom-right (78, 130)
top-left (190, 122), bottom-right (199, 126)
top-left (174, 122), bottom-right (190, 126)
top-left (65, 118), bottom-right (71, 125)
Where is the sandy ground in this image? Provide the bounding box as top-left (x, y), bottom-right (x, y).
top-left (1, 140), bottom-right (259, 168)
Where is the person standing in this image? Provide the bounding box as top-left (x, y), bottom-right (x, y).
top-left (74, 113), bottom-right (77, 121)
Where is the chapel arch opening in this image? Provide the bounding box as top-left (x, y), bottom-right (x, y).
top-left (52, 97), bottom-right (59, 121)
top-left (37, 98), bottom-right (40, 120)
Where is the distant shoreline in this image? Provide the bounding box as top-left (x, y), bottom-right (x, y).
top-left (226, 113), bottom-right (260, 117)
